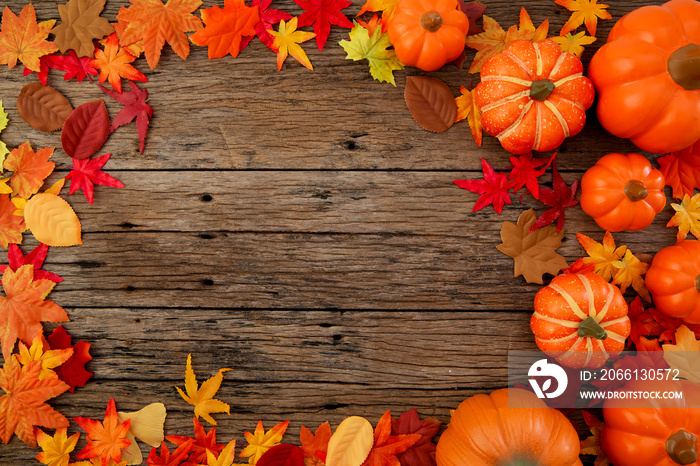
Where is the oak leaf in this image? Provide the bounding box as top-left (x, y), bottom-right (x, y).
top-left (257, 444), bottom-right (305, 466)
top-left (147, 440), bottom-right (193, 466)
top-left (531, 160), bottom-right (578, 232)
top-left (270, 17), bottom-right (316, 71)
top-left (576, 231), bottom-right (626, 282)
top-left (295, 0), bottom-right (354, 51)
top-left (92, 33), bottom-right (148, 93)
top-left (579, 411), bottom-right (609, 466)
top-left (657, 142), bottom-right (700, 200)
top-left (189, 0), bottom-right (260, 59)
top-left (46, 325), bottom-right (93, 392)
top-left (74, 398), bottom-right (132, 466)
top-left (240, 420), bottom-right (290, 464)
top-left (100, 81), bottom-right (153, 154)
top-left (455, 86), bottom-right (482, 146)
top-left (555, 0), bottom-right (611, 37)
top-left (339, 21), bottom-right (403, 86)
top-left (552, 31), bottom-right (596, 57)
top-left (16, 83), bottom-right (73, 133)
top-left (612, 249), bottom-right (651, 302)
top-left (4, 142), bottom-right (55, 199)
top-left (61, 100), bottom-right (110, 160)
top-left (16, 333), bottom-right (73, 380)
top-left (362, 410), bottom-right (420, 466)
top-left (326, 416), bottom-right (373, 466)
top-left (454, 158), bottom-right (515, 214)
top-left (663, 325), bottom-right (700, 384)
top-left (404, 76), bottom-right (456, 133)
top-left (0, 4), bottom-right (58, 72)
top-left (667, 193), bottom-right (700, 242)
top-left (51, 0), bottom-right (114, 57)
top-left (116, 0), bottom-right (203, 69)
top-left (0, 243), bottom-right (63, 284)
top-left (66, 153), bottom-right (125, 205)
top-left (300, 421), bottom-right (331, 465)
top-left (0, 194), bottom-right (24, 249)
top-left (176, 353), bottom-right (232, 426)
top-left (35, 426), bottom-right (81, 466)
top-left (496, 208), bottom-right (567, 284)
top-left (390, 409), bottom-right (441, 466)
top-left (23, 193), bottom-right (83, 247)
top-left (166, 416), bottom-right (225, 466)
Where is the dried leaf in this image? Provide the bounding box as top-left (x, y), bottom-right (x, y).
top-left (356, 0), bottom-right (401, 26)
top-left (663, 325), bottom-right (700, 384)
top-left (496, 208), bottom-right (568, 284)
top-left (61, 99), bottom-right (110, 160)
top-left (0, 243), bottom-right (63, 284)
top-left (51, 0), bottom-right (114, 57)
top-left (531, 160), bottom-right (578, 233)
top-left (35, 427), bottom-right (81, 466)
top-left (326, 416), bottom-right (373, 466)
top-left (23, 193), bottom-right (83, 247)
top-left (555, 0), bottom-right (611, 37)
top-left (175, 354), bottom-right (231, 426)
top-left (576, 231), bottom-right (627, 282)
top-left (46, 325), bottom-right (93, 392)
top-left (92, 33), bottom-right (148, 94)
top-left (454, 158), bottom-right (515, 214)
top-left (657, 141), bottom-right (700, 200)
top-left (667, 193), bottom-right (700, 242)
top-left (207, 439), bottom-right (237, 466)
top-left (339, 21), bottom-right (403, 86)
top-left (551, 31), bottom-right (596, 57)
top-left (189, 0), bottom-right (260, 59)
top-left (462, 2), bottom-right (486, 36)
top-left (270, 17), bottom-right (316, 71)
top-left (239, 420), bottom-right (290, 464)
top-left (66, 153), bottom-right (125, 205)
top-left (454, 86), bottom-right (482, 145)
top-left (463, 13), bottom-right (534, 73)
top-left (74, 398), bottom-right (132, 465)
top-left (17, 83), bottom-right (73, 133)
top-left (4, 142), bottom-right (55, 199)
top-left (100, 81), bottom-right (153, 154)
top-left (257, 444), bottom-right (305, 466)
top-left (404, 77), bottom-right (457, 133)
top-left (0, 4), bottom-right (58, 72)
top-left (295, 0), bottom-right (353, 51)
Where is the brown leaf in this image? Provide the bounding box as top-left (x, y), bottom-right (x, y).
top-left (17, 82), bottom-right (73, 133)
top-left (60, 99), bottom-right (110, 160)
top-left (404, 76), bottom-right (457, 133)
top-left (496, 208), bottom-right (568, 284)
top-left (51, 0), bottom-right (114, 58)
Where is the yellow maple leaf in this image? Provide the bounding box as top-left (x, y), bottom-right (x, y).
top-left (0, 4), bottom-right (58, 72)
top-left (663, 325), bottom-right (700, 384)
top-left (667, 193), bottom-right (700, 243)
top-left (551, 31), bottom-right (596, 56)
top-left (175, 354), bottom-right (231, 426)
top-left (206, 439), bottom-right (237, 466)
top-left (612, 249), bottom-right (651, 302)
top-left (36, 427), bottom-right (81, 466)
top-left (579, 411), bottom-right (610, 466)
top-left (518, 8), bottom-right (549, 41)
top-left (555, 0), bottom-right (611, 37)
top-left (270, 17), bottom-right (315, 71)
top-left (357, 0), bottom-right (400, 26)
top-left (576, 231), bottom-right (626, 282)
top-left (239, 420), bottom-right (289, 464)
top-left (16, 333), bottom-right (73, 380)
top-left (0, 178), bottom-right (12, 195)
top-left (455, 86), bottom-right (482, 146)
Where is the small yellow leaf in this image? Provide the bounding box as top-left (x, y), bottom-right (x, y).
top-left (667, 193), bottom-right (700, 243)
top-left (326, 416), bottom-right (373, 466)
top-left (0, 178), bottom-right (11, 194)
top-left (175, 354), bottom-right (231, 426)
top-left (552, 31), bottom-right (596, 57)
top-left (16, 333), bottom-right (73, 380)
top-left (612, 249), bottom-right (651, 302)
top-left (35, 427), bottom-right (80, 466)
top-left (455, 86), bottom-right (482, 146)
top-left (239, 420), bottom-right (289, 464)
top-left (269, 17), bottom-right (315, 71)
top-left (117, 403), bottom-right (167, 465)
top-left (663, 325), bottom-right (700, 384)
top-left (11, 196), bottom-right (26, 217)
top-left (44, 178), bottom-right (66, 196)
top-left (207, 439), bottom-right (237, 466)
top-left (576, 231), bottom-right (626, 282)
top-left (24, 193), bottom-right (82, 246)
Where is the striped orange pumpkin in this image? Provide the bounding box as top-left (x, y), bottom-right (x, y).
top-left (531, 272), bottom-right (630, 369)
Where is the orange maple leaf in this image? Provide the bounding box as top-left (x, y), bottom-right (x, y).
top-left (0, 194), bottom-right (24, 249)
top-left (74, 398), bottom-right (132, 466)
top-left (455, 86), bottom-right (482, 146)
top-left (0, 358), bottom-right (70, 447)
top-left (16, 333), bottom-right (73, 381)
top-left (0, 264), bottom-right (68, 359)
top-left (357, 0), bottom-right (400, 29)
top-left (116, 0), bottom-right (203, 69)
top-left (362, 411), bottom-right (420, 466)
top-left (4, 142), bottom-right (55, 199)
top-left (300, 421), bottom-right (331, 465)
top-left (93, 33), bottom-right (147, 93)
top-left (239, 420), bottom-right (289, 464)
top-left (190, 0), bottom-right (260, 59)
top-left (0, 4), bottom-right (58, 72)
top-left (555, 0), bottom-right (611, 37)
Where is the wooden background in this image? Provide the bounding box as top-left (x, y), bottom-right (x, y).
top-left (1, 0), bottom-right (678, 464)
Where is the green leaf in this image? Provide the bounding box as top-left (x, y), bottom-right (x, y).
top-left (339, 21), bottom-right (403, 86)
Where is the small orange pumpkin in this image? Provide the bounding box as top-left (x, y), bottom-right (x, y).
top-left (646, 240), bottom-right (700, 323)
top-left (580, 153), bottom-right (666, 231)
top-left (435, 388), bottom-right (582, 466)
top-left (387, 0), bottom-right (469, 72)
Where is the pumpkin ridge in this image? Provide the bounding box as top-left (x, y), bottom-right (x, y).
top-left (585, 338), bottom-right (593, 366)
top-left (532, 311), bottom-right (580, 329)
top-left (533, 41), bottom-right (544, 77)
top-left (559, 336), bottom-right (584, 360)
top-left (503, 49), bottom-right (534, 79)
top-left (602, 329), bottom-right (627, 344)
top-left (496, 100), bottom-right (533, 141)
top-left (481, 75), bottom-right (532, 87)
top-left (548, 282), bottom-right (589, 320)
top-left (534, 101), bottom-right (542, 150)
top-left (594, 337), bottom-right (610, 360)
top-left (543, 100), bottom-right (570, 138)
top-left (552, 73), bottom-right (583, 88)
top-left (549, 51), bottom-right (568, 80)
top-left (539, 332), bottom-right (579, 343)
top-left (579, 274), bottom-right (599, 319)
top-left (481, 89), bottom-right (530, 112)
top-left (594, 283), bottom-right (615, 322)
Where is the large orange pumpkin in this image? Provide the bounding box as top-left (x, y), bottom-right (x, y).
top-left (435, 388), bottom-right (582, 466)
top-left (588, 0), bottom-right (700, 154)
top-left (646, 240), bottom-right (700, 323)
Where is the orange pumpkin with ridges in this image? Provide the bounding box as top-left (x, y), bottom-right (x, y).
top-left (646, 240), bottom-right (700, 323)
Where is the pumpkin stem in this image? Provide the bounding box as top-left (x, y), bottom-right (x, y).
top-left (668, 43), bottom-right (700, 91)
top-left (530, 79), bottom-right (555, 101)
top-left (421, 11), bottom-right (443, 32)
top-left (578, 316), bottom-right (607, 340)
top-left (667, 430), bottom-right (698, 465)
top-left (624, 180), bottom-right (649, 202)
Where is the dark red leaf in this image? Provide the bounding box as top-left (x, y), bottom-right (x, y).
top-left (66, 153), bottom-right (125, 204)
top-left (530, 160), bottom-right (578, 232)
top-left (454, 158), bottom-right (515, 214)
top-left (0, 243), bottom-right (63, 284)
top-left (61, 99), bottom-right (110, 160)
top-left (460, 1), bottom-right (486, 35)
top-left (257, 444), bottom-right (305, 466)
top-left (294, 0), bottom-right (353, 50)
top-left (99, 81), bottom-right (153, 153)
top-left (147, 440), bottom-right (194, 466)
top-left (46, 325), bottom-right (93, 392)
top-left (390, 409), bottom-right (441, 466)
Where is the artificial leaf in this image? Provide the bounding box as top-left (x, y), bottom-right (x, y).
top-left (657, 142), bottom-right (700, 200)
top-left (75, 398), bottom-right (132, 466)
top-left (325, 416), bottom-right (373, 466)
top-left (24, 50), bottom-right (100, 84)
top-left (576, 231), bottom-right (626, 282)
top-left (531, 160), bottom-right (578, 232)
top-left (44, 178), bottom-right (66, 196)
top-left (663, 325), bottom-right (700, 384)
top-left (496, 208), bottom-right (568, 284)
top-left (390, 409), bottom-right (441, 466)
top-left (240, 420), bottom-right (290, 464)
top-left (189, 0), bottom-right (260, 59)
top-left (100, 81), bottom-right (153, 154)
top-left (300, 421), bottom-right (331, 465)
top-left (35, 427), bottom-right (81, 466)
top-left (463, 14), bottom-right (532, 74)
top-left (517, 7), bottom-right (549, 41)
top-left (4, 142), bottom-right (55, 199)
top-left (92, 33), bottom-right (148, 93)
top-left (667, 193), bottom-right (700, 242)
top-left (455, 86), bottom-right (482, 146)
top-left (118, 403), bottom-right (167, 465)
top-left (0, 264), bottom-right (68, 359)
top-left (555, 0), bottom-right (611, 37)
top-left (339, 21), bottom-right (403, 86)
top-left (462, 1), bottom-right (486, 36)
top-left (612, 249), bottom-right (651, 302)
top-left (66, 153), bottom-right (125, 205)
top-left (207, 439), bottom-right (237, 466)
top-left (0, 243), bottom-right (63, 284)
top-left (113, 9), bottom-right (145, 58)
top-left (257, 444), bottom-right (305, 466)
top-left (0, 4), bottom-right (58, 72)
top-left (0, 194), bottom-right (24, 249)
top-left (0, 100), bottom-right (8, 167)
top-left (17, 83), bottom-right (73, 133)
top-left (51, 0), bottom-right (114, 57)
top-left (61, 99), bottom-right (110, 160)
top-left (23, 193), bottom-right (83, 247)
top-left (404, 76), bottom-right (457, 133)
top-left (552, 31), bottom-right (596, 57)
top-left (0, 358), bottom-right (70, 446)
top-left (248, 0), bottom-right (293, 51)
top-left (507, 152), bottom-right (554, 200)
top-left (579, 411), bottom-right (609, 466)
top-left (650, 308), bottom-right (700, 344)
top-left (270, 17), bottom-right (316, 71)
top-left (167, 416), bottom-right (225, 466)
top-left (362, 411), bottom-right (420, 466)
top-left (175, 354), bottom-right (232, 426)
top-left (355, 14), bottom-right (382, 37)
top-left (116, 0), bottom-right (203, 69)
top-left (454, 158), bottom-right (515, 214)
top-left (147, 440), bottom-right (193, 466)
top-left (16, 333), bottom-right (73, 380)
top-left (295, 0), bottom-right (353, 51)
top-left (628, 297), bottom-right (665, 347)
top-left (46, 325), bottom-right (93, 392)
top-left (356, 0), bottom-right (401, 27)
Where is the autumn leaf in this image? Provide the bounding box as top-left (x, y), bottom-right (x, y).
top-left (295, 0), bottom-right (353, 51)
top-left (404, 77), bottom-right (457, 133)
top-left (627, 297), bottom-right (665, 347)
top-left (51, 0), bottom-right (114, 57)
top-left (23, 193), bottom-right (83, 247)
top-left (16, 333), bottom-right (73, 381)
top-left (579, 411), bottom-right (610, 466)
top-left (326, 416), bottom-right (374, 466)
top-left (552, 31), bottom-right (596, 57)
top-left (147, 440), bottom-right (194, 466)
top-left (531, 160), bottom-right (579, 232)
top-left (0, 243), bottom-right (63, 284)
top-left (189, 0), bottom-right (260, 59)
top-left (35, 427), bottom-right (81, 466)
top-left (496, 208), bottom-right (568, 284)
top-left (207, 439), bottom-right (238, 466)
top-left (117, 0), bottom-right (203, 69)
top-left (650, 308), bottom-right (700, 344)
top-left (176, 353), bottom-right (232, 426)
top-left (612, 249), bottom-right (651, 302)
top-left (118, 403), bottom-right (167, 465)
top-left (257, 444), bottom-right (305, 466)
top-left (17, 83), bottom-right (74, 133)
top-left (339, 21), bottom-right (403, 86)
top-left (454, 86), bottom-right (482, 146)
top-left (462, 1), bottom-right (486, 36)
top-left (0, 100), bottom-right (8, 167)
top-left (357, 0), bottom-right (401, 26)
top-left (24, 49), bottom-right (100, 85)
top-left (270, 17), bottom-right (316, 71)
top-left (0, 194), bottom-right (24, 249)
top-left (360, 411), bottom-right (420, 466)
top-left (248, 0), bottom-right (293, 51)
top-left (576, 231), bottom-right (626, 282)
top-left (66, 153), bottom-right (125, 205)
top-left (92, 33), bottom-right (147, 93)
top-left (239, 420), bottom-right (290, 464)
top-left (390, 409), bottom-right (441, 466)
top-left (4, 142), bottom-right (55, 199)
top-left (61, 100), bottom-right (110, 160)
top-left (454, 158), bottom-right (515, 214)
top-left (507, 152), bottom-right (554, 200)
top-left (517, 7), bottom-right (549, 41)
top-left (46, 325), bottom-right (93, 392)
top-left (300, 421), bottom-right (331, 465)
top-left (355, 14), bottom-right (382, 37)
top-left (167, 416), bottom-right (225, 465)
top-left (555, 0), bottom-right (611, 37)
top-left (667, 193), bottom-right (700, 242)
top-left (100, 81), bottom-right (153, 154)
top-left (657, 142), bottom-right (700, 200)
top-left (0, 4), bottom-right (58, 72)
top-left (74, 398), bottom-right (132, 466)
top-left (663, 325), bottom-right (700, 384)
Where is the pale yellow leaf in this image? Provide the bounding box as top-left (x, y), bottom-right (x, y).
top-left (23, 193), bottom-right (82, 246)
top-left (175, 353), bottom-right (231, 426)
top-left (663, 325), bottom-right (700, 384)
top-left (326, 416), bottom-right (373, 466)
top-left (117, 403), bottom-right (166, 465)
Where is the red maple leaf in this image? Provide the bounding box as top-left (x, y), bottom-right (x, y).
top-left (100, 81), bottom-right (153, 154)
top-left (66, 153), bottom-right (125, 205)
top-left (23, 49), bottom-right (99, 85)
top-left (454, 158), bottom-right (515, 214)
top-left (166, 417), bottom-right (225, 466)
top-left (657, 140), bottom-right (700, 200)
top-left (74, 397), bottom-right (131, 466)
top-left (189, 0), bottom-right (260, 59)
top-left (46, 325), bottom-right (93, 393)
top-left (390, 409), bottom-right (441, 466)
top-left (0, 243), bottom-right (62, 284)
top-left (242, 0), bottom-right (293, 51)
top-left (294, 0), bottom-right (353, 50)
top-left (561, 258), bottom-right (595, 275)
top-left (648, 308), bottom-right (700, 344)
top-left (531, 160), bottom-right (578, 232)
top-left (627, 296), bottom-right (665, 347)
top-left (147, 440), bottom-right (194, 466)
top-left (507, 152), bottom-right (555, 200)
top-left (362, 411), bottom-right (421, 466)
